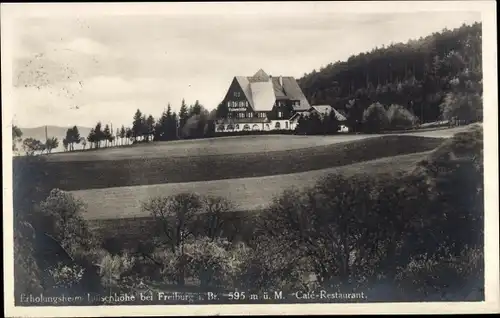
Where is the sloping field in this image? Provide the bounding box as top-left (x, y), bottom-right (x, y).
top-left (35, 135), bottom-right (444, 191)
top-left (74, 150), bottom-right (431, 220)
top-left (44, 126), bottom-right (468, 162)
top-left (45, 134), bottom-right (369, 162)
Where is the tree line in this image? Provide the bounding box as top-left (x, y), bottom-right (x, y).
top-left (12, 125), bottom-right (59, 155)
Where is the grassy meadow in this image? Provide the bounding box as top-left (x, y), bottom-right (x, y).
top-left (35, 135), bottom-right (444, 192)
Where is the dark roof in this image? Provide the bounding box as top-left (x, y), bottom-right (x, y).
top-left (279, 76), bottom-right (310, 110)
top-left (307, 105), bottom-right (348, 121)
top-left (231, 69), bottom-right (310, 112)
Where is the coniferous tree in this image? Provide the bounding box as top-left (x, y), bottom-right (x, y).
top-left (178, 99), bottom-right (189, 137)
top-left (103, 124), bottom-right (112, 147)
top-left (119, 125), bottom-right (126, 146)
top-left (132, 109), bottom-right (143, 142)
top-left (146, 115), bottom-right (155, 142)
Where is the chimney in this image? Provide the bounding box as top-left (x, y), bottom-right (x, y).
top-left (279, 76), bottom-right (283, 87)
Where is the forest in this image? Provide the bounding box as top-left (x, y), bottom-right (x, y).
top-left (298, 22), bottom-right (482, 132)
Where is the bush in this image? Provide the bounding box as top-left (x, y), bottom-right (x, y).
top-left (14, 221), bottom-right (44, 298)
top-left (48, 263), bottom-right (85, 290)
top-left (411, 124), bottom-right (484, 256)
top-left (37, 188), bottom-right (92, 252)
top-left (440, 92), bottom-right (482, 124)
top-left (386, 104), bottom-right (418, 130)
top-left (255, 175), bottom-right (390, 292)
top-left (183, 237), bottom-right (238, 289)
top-left (396, 247), bottom-right (484, 300)
top-left (362, 102), bottom-right (389, 133)
top-left (236, 235), bottom-right (314, 293)
top-left (98, 252), bottom-right (136, 289)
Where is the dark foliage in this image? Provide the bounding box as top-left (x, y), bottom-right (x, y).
top-left (298, 23), bottom-right (482, 129)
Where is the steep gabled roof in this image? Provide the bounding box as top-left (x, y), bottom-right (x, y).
top-left (270, 77), bottom-right (288, 99)
top-left (249, 81), bottom-right (276, 111)
top-left (310, 105), bottom-right (347, 121)
top-left (331, 108), bottom-right (347, 121)
top-left (250, 69), bottom-right (270, 82)
top-left (311, 105), bottom-right (332, 115)
top-left (230, 69), bottom-right (311, 112)
top-left (280, 77), bottom-right (310, 110)
top-left (235, 76), bottom-right (254, 109)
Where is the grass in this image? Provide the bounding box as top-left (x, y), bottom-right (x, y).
top-left (45, 134), bottom-right (367, 161)
top-left (43, 126), bottom-right (467, 162)
top-left (31, 135), bottom-right (444, 191)
top-left (74, 150), bottom-right (432, 220)
top-left (87, 150), bottom-right (432, 250)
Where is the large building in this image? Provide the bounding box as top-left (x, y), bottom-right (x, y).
top-left (215, 69), bottom-right (311, 132)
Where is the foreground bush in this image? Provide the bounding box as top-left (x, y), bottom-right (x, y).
top-left (98, 252), bottom-right (136, 290)
top-left (251, 125), bottom-right (483, 296)
top-left (396, 247), bottom-right (484, 300)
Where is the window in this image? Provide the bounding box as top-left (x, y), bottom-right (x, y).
top-left (243, 124), bottom-right (251, 131)
top-left (245, 101), bottom-right (249, 107)
top-left (227, 101), bottom-right (231, 107)
top-left (239, 101), bottom-right (245, 107)
top-left (265, 124), bottom-right (270, 130)
top-left (278, 111), bottom-right (283, 118)
top-left (227, 124), bottom-right (234, 131)
top-left (238, 113), bottom-right (245, 118)
top-left (247, 112), bottom-right (253, 118)
top-left (259, 112), bottom-right (266, 118)
top-left (252, 124), bottom-right (259, 131)
top-left (235, 124), bottom-right (240, 130)
top-left (234, 92), bottom-right (240, 98)
top-left (275, 122), bottom-right (281, 129)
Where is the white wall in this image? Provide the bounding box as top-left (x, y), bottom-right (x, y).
top-left (216, 120), bottom-right (295, 133)
top-left (268, 120), bottom-right (293, 130)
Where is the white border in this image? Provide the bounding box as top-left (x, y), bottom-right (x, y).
top-left (2, 1), bottom-right (498, 316)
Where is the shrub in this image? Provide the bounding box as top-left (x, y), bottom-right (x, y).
top-left (199, 195), bottom-right (235, 240)
top-left (183, 237), bottom-right (237, 289)
top-left (440, 92), bottom-right (482, 124)
top-left (14, 221), bottom-right (44, 297)
top-left (98, 252), bottom-right (136, 289)
top-left (362, 102), bottom-right (389, 133)
top-left (37, 189), bottom-right (91, 252)
top-left (48, 263), bottom-right (85, 289)
top-left (236, 235), bottom-right (316, 293)
top-left (396, 247), bottom-right (484, 300)
top-left (255, 175), bottom-right (386, 292)
top-left (386, 104), bottom-right (418, 130)
top-left (412, 124), bottom-right (484, 256)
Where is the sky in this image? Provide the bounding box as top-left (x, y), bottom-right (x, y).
top-left (8, 3), bottom-right (481, 129)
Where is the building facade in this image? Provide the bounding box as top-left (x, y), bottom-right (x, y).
top-left (289, 105), bottom-right (350, 133)
top-left (215, 69), bottom-right (310, 133)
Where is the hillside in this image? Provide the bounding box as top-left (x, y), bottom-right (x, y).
top-left (16, 125), bottom-right (92, 153)
top-left (298, 22), bottom-right (482, 129)
top-left (13, 135), bottom-right (444, 192)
